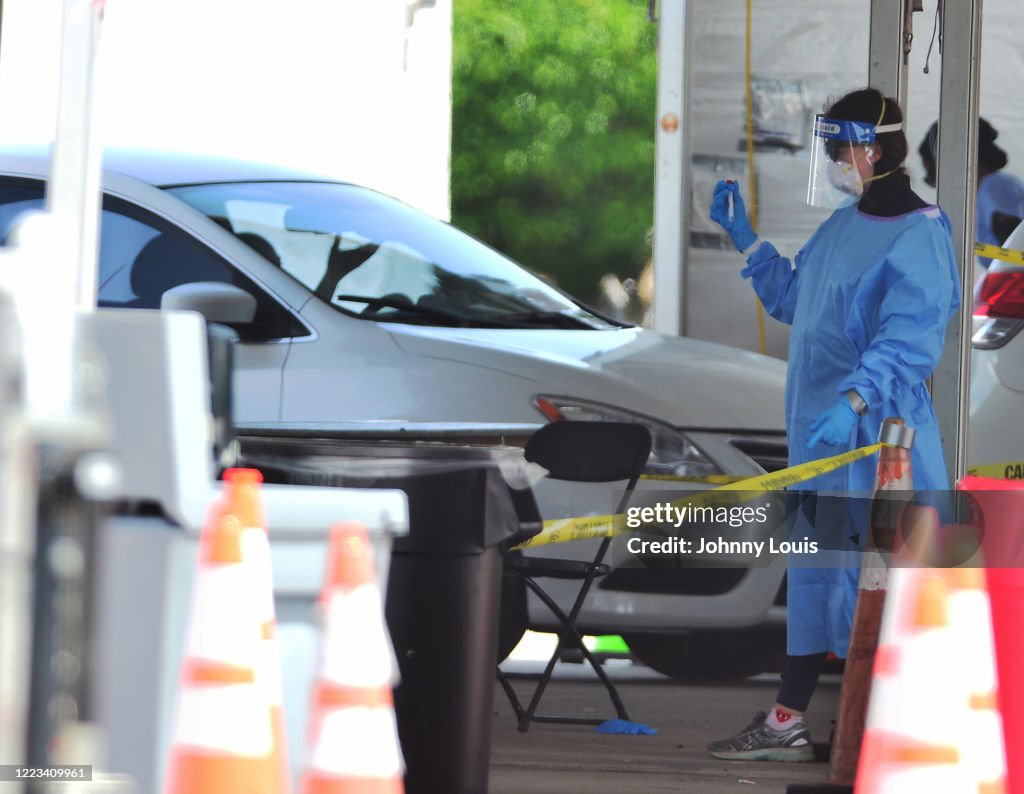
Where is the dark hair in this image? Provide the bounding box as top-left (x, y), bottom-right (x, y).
top-left (921, 117), bottom-right (1008, 181)
top-left (824, 87), bottom-right (908, 176)
top-left (919, 121), bottom-right (938, 187)
top-left (978, 118), bottom-right (1009, 171)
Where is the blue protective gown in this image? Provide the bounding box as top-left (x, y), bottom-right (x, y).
top-left (976, 171), bottom-right (1024, 265)
top-left (744, 204), bottom-right (960, 656)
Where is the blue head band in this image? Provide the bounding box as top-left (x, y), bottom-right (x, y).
top-left (813, 117), bottom-right (879, 144)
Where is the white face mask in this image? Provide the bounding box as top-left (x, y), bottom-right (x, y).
top-left (826, 147), bottom-right (872, 197)
top-left (827, 160), bottom-right (862, 197)
top-left (823, 147), bottom-right (872, 200)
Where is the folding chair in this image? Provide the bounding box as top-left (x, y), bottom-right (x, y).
top-left (497, 421), bottom-right (652, 732)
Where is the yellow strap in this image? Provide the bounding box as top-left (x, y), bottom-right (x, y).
top-left (743, 0), bottom-right (766, 355)
top-left (974, 242), bottom-right (1024, 266)
top-left (515, 442), bottom-right (885, 549)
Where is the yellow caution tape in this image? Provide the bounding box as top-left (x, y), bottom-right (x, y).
top-left (975, 242), bottom-right (1024, 266)
top-left (967, 461), bottom-right (1024, 480)
top-left (515, 442), bottom-right (885, 549)
top-left (641, 473), bottom-right (747, 484)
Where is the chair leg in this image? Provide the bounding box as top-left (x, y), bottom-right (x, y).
top-left (514, 575), bottom-right (574, 731)
top-left (496, 668), bottom-right (526, 724)
top-left (572, 636), bottom-right (630, 720)
top-left (550, 537), bottom-right (616, 678)
top-left (519, 627), bottom-right (567, 731)
top-left (532, 593), bottom-right (630, 722)
top-left (558, 537), bottom-right (627, 719)
top-left (508, 568), bottom-right (631, 729)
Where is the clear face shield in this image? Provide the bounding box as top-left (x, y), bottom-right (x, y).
top-left (806, 116), bottom-right (902, 209)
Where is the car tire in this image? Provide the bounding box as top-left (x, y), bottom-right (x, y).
top-left (623, 626), bottom-right (786, 679)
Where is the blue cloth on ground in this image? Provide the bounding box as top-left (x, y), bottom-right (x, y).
top-left (595, 719), bottom-right (657, 735)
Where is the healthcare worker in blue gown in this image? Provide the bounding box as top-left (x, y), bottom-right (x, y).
top-left (705, 87), bottom-right (960, 762)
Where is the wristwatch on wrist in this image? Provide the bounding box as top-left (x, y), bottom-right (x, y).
top-left (845, 390), bottom-right (868, 416)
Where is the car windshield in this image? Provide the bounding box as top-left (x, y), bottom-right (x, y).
top-left (167, 181), bottom-right (619, 330)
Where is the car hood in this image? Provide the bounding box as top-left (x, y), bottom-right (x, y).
top-left (386, 325), bottom-right (787, 430)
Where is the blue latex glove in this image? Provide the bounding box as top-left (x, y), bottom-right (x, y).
top-left (710, 180), bottom-right (757, 252)
top-left (595, 718), bottom-right (657, 735)
top-left (807, 397), bottom-right (859, 448)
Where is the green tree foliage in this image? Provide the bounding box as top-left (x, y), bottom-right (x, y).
top-left (452, 0), bottom-right (657, 301)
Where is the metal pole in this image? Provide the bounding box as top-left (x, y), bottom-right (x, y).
top-left (868, 0), bottom-right (912, 108)
top-left (26, 449), bottom-right (106, 769)
top-left (0, 295), bottom-right (34, 794)
top-left (932, 0), bottom-right (983, 483)
top-left (21, 0), bottom-right (114, 778)
top-left (46, 0), bottom-right (105, 314)
top-left (652, 0), bottom-right (692, 337)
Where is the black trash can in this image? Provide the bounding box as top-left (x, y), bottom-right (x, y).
top-left (239, 435), bottom-right (539, 794)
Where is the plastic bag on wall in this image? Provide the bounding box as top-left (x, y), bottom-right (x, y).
top-left (747, 78), bottom-right (810, 151)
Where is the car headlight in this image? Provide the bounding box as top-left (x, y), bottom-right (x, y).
top-left (532, 395), bottom-right (724, 478)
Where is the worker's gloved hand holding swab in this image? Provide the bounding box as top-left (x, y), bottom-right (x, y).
top-left (709, 179), bottom-right (757, 252)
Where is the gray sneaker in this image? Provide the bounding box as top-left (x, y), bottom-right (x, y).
top-left (708, 711), bottom-right (814, 762)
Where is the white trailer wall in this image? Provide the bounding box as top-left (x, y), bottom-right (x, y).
top-left (0, 0), bottom-right (453, 220)
top-left (677, 0), bottom-right (1024, 359)
top-left (680, 0), bottom-right (869, 358)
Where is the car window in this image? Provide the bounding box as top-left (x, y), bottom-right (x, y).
top-left (0, 180), bottom-right (167, 302)
top-left (0, 178), bottom-right (307, 340)
top-left (98, 212), bottom-right (236, 309)
top-left (0, 183), bottom-right (45, 245)
top-left (168, 181), bottom-right (621, 330)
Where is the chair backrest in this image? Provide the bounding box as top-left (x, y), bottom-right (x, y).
top-left (524, 421), bottom-right (652, 487)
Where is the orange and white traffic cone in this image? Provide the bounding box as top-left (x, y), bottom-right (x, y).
top-left (225, 467), bottom-right (293, 794)
top-left (163, 497), bottom-right (278, 794)
top-left (827, 419), bottom-right (917, 786)
top-left (958, 477), bottom-right (1024, 794)
top-left (300, 521), bottom-right (404, 794)
top-left (855, 510), bottom-right (1007, 793)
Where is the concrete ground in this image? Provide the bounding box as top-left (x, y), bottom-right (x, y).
top-left (491, 654), bottom-right (841, 794)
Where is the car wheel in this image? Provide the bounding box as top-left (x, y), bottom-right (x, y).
top-left (623, 626), bottom-right (786, 679)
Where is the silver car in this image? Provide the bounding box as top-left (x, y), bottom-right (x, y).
top-left (0, 147), bottom-right (790, 677)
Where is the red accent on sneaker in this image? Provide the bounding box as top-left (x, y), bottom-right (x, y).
top-left (775, 708), bottom-right (794, 724)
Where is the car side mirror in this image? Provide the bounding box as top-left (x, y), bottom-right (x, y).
top-left (160, 282), bottom-right (258, 325)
